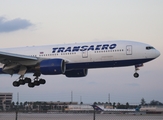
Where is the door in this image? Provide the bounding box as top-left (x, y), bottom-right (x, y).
top-left (126, 45), bottom-right (132, 55)
top-left (82, 51), bottom-right (88, 58)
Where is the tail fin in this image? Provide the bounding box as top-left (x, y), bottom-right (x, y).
top-left (91, 104), bottom-right (104, 111)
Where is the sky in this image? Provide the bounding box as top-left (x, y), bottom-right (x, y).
top-left (0, 0), bottom-right (163, 105)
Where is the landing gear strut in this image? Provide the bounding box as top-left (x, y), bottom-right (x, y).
top-left (134, 65), bottom-right (139, 78)
top-left (133, 64), bottom-right (143, 78)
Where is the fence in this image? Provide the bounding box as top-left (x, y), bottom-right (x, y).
top-left (0, 111), bottom-right (163, 120)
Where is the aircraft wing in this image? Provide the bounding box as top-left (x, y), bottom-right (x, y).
top-left (0, 51), bottom-right (38, 64)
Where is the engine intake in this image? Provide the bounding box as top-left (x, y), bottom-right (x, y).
top-left (39, 59), bottom-right (66, 75)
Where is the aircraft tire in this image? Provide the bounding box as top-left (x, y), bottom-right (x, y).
top-left (39, 79), bottom-right (46, 84)
top-left (13, 81), bottom-right (20, 87)
top-left (19, 80), bottom-right (25, 85)
top-left (134, 73), bottom-right (139, 78)
top-left (24, 78), bottom-right (31, 83)
top-left (34, 81), bottom-right (40, 86)
top-left (28, 83), bottom-right (35, 88)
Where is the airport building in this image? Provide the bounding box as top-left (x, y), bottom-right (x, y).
top-left (0, 93), bottom-right (13, 111)
top-left (24, 101), bottom-right (78, 112)
top-left (65, 104), bottom-right (94, 113)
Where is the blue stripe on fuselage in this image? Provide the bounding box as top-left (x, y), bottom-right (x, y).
top-left (0, 58), bottom-right (154, 74)
top-left (65, 58), bottom-right (154, 70)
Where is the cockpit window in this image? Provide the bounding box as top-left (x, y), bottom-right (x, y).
top-left (146, 46), bottom-right (155, 50)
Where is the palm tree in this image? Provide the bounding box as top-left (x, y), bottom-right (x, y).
top-left (20, 102), bottom-right (24, 110)
top-left (10, 102), bottom-right (15, 111)
top-left (113, 102), bottom-right (116, 109)
top-left (117, 102), bottom-right (120, 109)
top-left (109, 102), bottom-right (112, 106)
top-left (141, 98), bottom-right (146, 106)
top-left (98, 102), bottom-right (101, 105)
top-left (93, 102), bottom-right (97, 105)
top-left (126, 102), bottom-right (129, 109)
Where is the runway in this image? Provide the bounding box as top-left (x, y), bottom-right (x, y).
top-left (0, 113), bottom-right (163, 120)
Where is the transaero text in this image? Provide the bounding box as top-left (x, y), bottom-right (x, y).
top-left (52, 44), bottom-right (117, 53)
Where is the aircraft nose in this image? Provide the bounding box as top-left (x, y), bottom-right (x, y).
top-left (155, 50), bottom-right (160, 58)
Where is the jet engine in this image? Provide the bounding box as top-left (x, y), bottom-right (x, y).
top-left (39, 59), bottom-right (66, 75)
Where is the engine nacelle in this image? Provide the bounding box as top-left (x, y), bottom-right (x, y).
top-left (65, 69), bottom-right (88, 77)
top-left (40, 59), bottom-right (66, 75)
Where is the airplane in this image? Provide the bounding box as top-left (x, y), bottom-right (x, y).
top-left (91, 104), bottom-right (140, 113)
top-left (0, 40), bottom-right (160, 88)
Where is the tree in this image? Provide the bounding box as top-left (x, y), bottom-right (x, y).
top-left (126, 102), bottom-right (129, 109)
top-left (43, 102), bottom-right (47, 111)
top-left (141, 98), bottom-right (146, 106)
top-left (16, 101), bottom-right (19, 105)
top-left (10, 102), bottom-right (15, 111)
top-left (24, 101), bottom-right (28, 106)
top-left (113, 102), bottom-right (116, 109)
top-left (98, 102), bottom-right (101, 105)
top-left (93, 102), bottom-right (97, 105)
top-left (116, 102), bottom-right (121, 109)
top-left (19, 102), bottom-right (24, 110)
top-left (150, 100), bottom-right (163, 105)
top-left (117, 102), bottom-right (120, 106)
top-left (109, 102), bottom-right (112, 106)
top-left (33, 102), bottom-right (38, 110)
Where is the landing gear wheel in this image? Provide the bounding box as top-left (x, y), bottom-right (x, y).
top-left (13, 81), bottom-right (20, 87)
top-left (24, 78), bottom-right (31, 83)
top-left (34, 81), bottom-right (40, 86)
top-left (13, 72), bottom-right (46, 87)
top-left (28, 83), bottom-right (35, 88)
top-left (39, 79), bottom-right (46, 84)
top-left (19, 80), bottom-right (25, 85)
top-left (134, 73), bottom-right (139, 78)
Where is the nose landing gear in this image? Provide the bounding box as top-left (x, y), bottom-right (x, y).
top-left (133, 64), bottom-right (143, 78)
top-left (134, 72), bottom-right (139, 78)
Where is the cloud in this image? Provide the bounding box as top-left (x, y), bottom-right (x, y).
top-left (0, 17), bottom-right (33, 33)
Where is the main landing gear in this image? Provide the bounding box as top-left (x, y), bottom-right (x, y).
top-left (133, 64), bottom-right (143, 78)
top-left (12, 75), bottom-right (46, 88)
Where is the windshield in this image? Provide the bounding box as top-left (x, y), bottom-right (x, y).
top-left (146, 46), bottom-right (155, 50)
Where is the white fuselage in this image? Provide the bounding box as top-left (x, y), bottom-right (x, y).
top-left (0, 40), bottom-right (160, 74)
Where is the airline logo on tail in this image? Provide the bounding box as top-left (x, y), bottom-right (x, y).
top-left (91, 105), bottom-right (104, 111)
